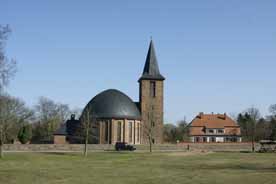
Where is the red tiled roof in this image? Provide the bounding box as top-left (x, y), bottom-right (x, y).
top-left (189, 113), bottom-right (240, 136)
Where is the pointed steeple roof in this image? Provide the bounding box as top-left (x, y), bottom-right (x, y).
top-left (139, 40), bottom-right (165, 81)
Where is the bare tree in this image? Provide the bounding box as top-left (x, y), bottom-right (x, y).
top-left (0, 95), bottom-right (33, 158)
top-left (34, 97), bottom-right (71, 142)
top-left (83, 108), bottom-right (90, 157)
top-left (163, 123), bottom-right (177, 143)
top-left (0, 25), bottom-right (16, 92)
top-left (163, 117), bottom-right (190, 144)
top-left (143, 98), bottom-right (155, 152)
top-left (177, 117), bottom-right (189, 142)
top-left (148, 112), bottom-right (154, 153)
top-left (246, 107), bottom-right (260, 152)
top-left (269, 104), bottom-right (276, 116)
top-left (81, 106), bottom-right (96, 157)
top-left (0, 25), bottom-right (17, 158)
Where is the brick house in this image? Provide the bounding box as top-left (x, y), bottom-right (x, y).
top-left (188, 112), bottom-right (242, 143)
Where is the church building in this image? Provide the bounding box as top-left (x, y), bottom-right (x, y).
top-left (54, 40), bottom-right (165, 144)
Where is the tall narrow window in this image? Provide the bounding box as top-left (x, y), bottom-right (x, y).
top-left (133, 122), bottom-right (136, 144)
top-left (137, 123), bottom-right (140, 142)
top-left (123, 122), bottom-right (125, 142)
top-left (128, 122), bottom-right (132, 143)
top-left (108, 121), bottom-right (112, 144)
top-left (117, 121), bottom-right (121, 142)
top-left (150, 81), bottom-right (156, 97)
top-left (105, 121), bottom-right (109, 143)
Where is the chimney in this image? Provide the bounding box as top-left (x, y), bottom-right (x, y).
top-left (199, 112), bottom-right (204, 119)
top-left (224, 113), bottom-right (227, 119)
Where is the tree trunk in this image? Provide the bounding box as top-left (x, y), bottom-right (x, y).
top-left (0, 128), bottom-right (3, 159)
top-left (148, 131), bottom-right (152, 153)
top-left (251, 136), bottom-right (255, 152)
top-left (84, 126), bottom-right (89, 157)
top-left (84, 111), bottom-right (90, 157)
top-left (0, 143), bottom-right (3, 159)
top-left (251, 125), bottom-right (255, 152)
top-left (149, 137), bottom-right (152, 153)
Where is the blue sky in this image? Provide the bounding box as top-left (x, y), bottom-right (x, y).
top-left (1, 0), bottom-right (275, 123)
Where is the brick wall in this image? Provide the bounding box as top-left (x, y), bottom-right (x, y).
top-left (53, 135), bottom-right (67, 144)
top-left (140, 80), bottom-right (164, 144)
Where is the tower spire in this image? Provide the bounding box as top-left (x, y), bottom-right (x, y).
top-left (139, 40), bottom-right (165, 81)
top-left (138, 40), bottom-right (165, 144)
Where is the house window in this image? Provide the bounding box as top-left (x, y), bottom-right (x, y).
top-left (208, 129), bottom-right (214, 134)
top-left (229, 137), bottom-right (237, 142)
top-left (117, 121), bottom-right (122, 142)
top-left (211, 137), bottom-right (216, 142)
top-left (151, 121), bottom-right (155, 127)
top-left (129, 122), bottom-right (132, 143)
top-left (218, 129), bottom-right (224, 134)
top-left (150, 81), bottom-right (156, 97)
top-left (203, 137), bottom-right (207, 142)
top-left (195, 137), bottom-right (200, 142)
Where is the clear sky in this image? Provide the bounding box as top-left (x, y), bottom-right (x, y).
top-left (1, 0), bottom-right (275, 123)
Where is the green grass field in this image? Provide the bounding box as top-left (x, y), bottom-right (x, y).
top-left (0, 151), bottom-right (276, 184)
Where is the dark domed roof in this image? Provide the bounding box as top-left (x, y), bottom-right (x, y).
top-left (83, 89), bottom-right (141, 119)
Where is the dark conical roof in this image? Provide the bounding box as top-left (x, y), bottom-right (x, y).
top-left (82, 89), bottom-right (141, 120)
top-left (139, 40), bottom-right (165, 81)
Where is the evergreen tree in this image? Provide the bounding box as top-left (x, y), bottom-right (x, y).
top-left (18, 125), bottom-right (32, 144)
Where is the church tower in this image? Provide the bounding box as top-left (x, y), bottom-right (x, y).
top-left (139, 40), bottom-right (165, 144)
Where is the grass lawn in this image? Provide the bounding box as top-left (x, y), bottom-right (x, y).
top-left (1, 151), bottom-right (276, 184)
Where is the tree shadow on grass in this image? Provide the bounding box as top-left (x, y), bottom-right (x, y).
top-left (169, 163), bottom-right (276, 173)
top-left (38, 152), bottom-right (81, 157)
top-left (204, 164), bottom-right (276, 172)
